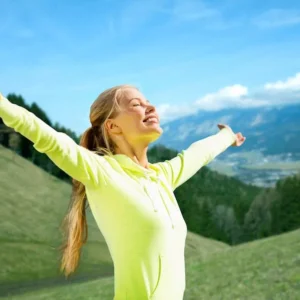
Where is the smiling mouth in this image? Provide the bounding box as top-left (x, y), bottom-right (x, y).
top-left (143, 117), bottom-right (159, 123)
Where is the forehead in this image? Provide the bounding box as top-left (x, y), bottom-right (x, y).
top-left (120, 88), bottom-right (145, 104)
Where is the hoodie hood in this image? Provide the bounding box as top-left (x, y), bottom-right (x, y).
top-left (112, 154), bottom-right (176, 229)
top-left (113, 154), bottom-right (162, 177)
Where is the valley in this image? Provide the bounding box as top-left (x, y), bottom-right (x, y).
top-left (209, 151), bottom-right (300, 187)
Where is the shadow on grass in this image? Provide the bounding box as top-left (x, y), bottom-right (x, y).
top-left (0, 265), bottom-right (114, 298)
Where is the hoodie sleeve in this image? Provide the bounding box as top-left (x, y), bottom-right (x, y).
top-left (155, 128), bottom-right (236, 191)
top-left (0, 93), bottom-right (105, 187)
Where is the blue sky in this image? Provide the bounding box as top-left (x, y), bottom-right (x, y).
top-left (1, 0), bottom-right (300, 136)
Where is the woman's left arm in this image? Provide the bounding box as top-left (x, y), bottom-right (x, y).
top-left (217, 123), bottom-right (246, 147)
top-left (155, 124), bottom-right (246, 191)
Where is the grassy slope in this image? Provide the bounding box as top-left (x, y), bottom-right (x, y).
top-left (0, 145), bottom-right (229, 286)
top-left (185, 228), bottom-right (300, 299)
top-left (0, 145), bottom-right (114, 284)
top-left (5, 229), bottom-right (300, 299)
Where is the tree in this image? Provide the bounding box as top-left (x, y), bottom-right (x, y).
top-left (243, 188), bottom-right (280, 242)
top-left (271, 173), bottom-right (300, 234)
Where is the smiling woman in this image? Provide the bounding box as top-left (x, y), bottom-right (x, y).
top-left (0, 85), bottom-right (244, 300)
top-left (105, 87), bottom-right (163, 164)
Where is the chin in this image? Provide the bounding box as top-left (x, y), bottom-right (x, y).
top-left (139, 123), bottom-right (163, 142)
top-left (149, 128), bottom-right (163, 143)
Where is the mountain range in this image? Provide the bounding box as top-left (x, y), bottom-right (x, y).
top-left (153, 102), bottom-right (300, 187)
top-left (156, 102), bottom-right (300, 156)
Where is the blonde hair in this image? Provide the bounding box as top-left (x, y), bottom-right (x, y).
top-left (59, 84), bottom-right (137, 277)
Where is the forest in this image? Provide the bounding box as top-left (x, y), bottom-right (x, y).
top-left (1, 93), bottom-right (300, 246)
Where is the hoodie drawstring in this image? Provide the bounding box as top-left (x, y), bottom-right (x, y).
top-left (109, 154), bottom-right (176, 229)
top-left (144, 173), bottom-right (175, 229)
top-left (142, 177), bottom-right (159, 212)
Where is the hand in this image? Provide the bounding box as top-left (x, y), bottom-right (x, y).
top-left (217, 123), bottom-right (246, 147)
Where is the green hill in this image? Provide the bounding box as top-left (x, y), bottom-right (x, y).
top-left (185, 228), bottom-right (300, 299)
top-left (1, 142), bottom-right (300, 299)
top-left (4, 229), bottom-right (300, 299)
top-left (0, 144), bottom-right (230, 293)
top-left (0, 144), bottom-right (114, 285)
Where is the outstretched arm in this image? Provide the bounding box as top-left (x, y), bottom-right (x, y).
top-left (155, 124), bottom-right (245, 191)
top-left (0, 93), bottom-right (105, 187)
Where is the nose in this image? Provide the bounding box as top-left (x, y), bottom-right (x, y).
top-left (146, 103), bottom-right (156, 113)
top-left (146, 104), bottom-right (159, 121)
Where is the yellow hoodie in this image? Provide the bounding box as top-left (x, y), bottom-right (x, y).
top-left (0, 94), bottom-right (236, 300)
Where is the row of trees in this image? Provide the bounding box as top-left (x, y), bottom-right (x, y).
top-left (1, 93), bottom-right (300, 246)
top-left (1, 94), bottom-right (79, 183)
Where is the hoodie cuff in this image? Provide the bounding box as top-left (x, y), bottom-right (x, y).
top-left (218, 127), bottom-right (236, 147)
top-left (0, 93), bottom-right (24, 127)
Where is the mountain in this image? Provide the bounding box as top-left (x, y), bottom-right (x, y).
top-left (156, 102), bottom-right (300, 155)
top-left (153, 103), bottom-right (300, 187)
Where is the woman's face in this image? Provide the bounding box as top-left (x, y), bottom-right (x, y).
top-left (106, 87), bottom-right (163, 145)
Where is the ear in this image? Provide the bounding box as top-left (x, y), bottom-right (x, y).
top-left (105, 119), bottom-right (122, 134)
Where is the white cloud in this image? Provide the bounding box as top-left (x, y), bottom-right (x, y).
top-left (258, 73), bottom-right (300, 106)
top-left (196, 84), bottom-right (248, 109)
top-left (250, 113), bottom-right (265, 127)
top-left (157, 73), bottom-right (300, 123)
top-left (253, 9), bottom-right (300, 28)
top-left (156, 103), bottom-right (198, 124)
top-left (194, 84), bottom-right (267, 111)
top-left (264, 73), bottom-right (300, 91)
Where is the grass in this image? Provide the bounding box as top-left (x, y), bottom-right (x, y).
top-left (1, 145), bottom-right (300, 299)
top-left (0, 145), bottom-right (228, 292)
top-left (4, 229), bottom-right (300, 299)
top-left (0, 145), bottom-right (114, 285)
top-left (185, 228), bottom-right (300, 299)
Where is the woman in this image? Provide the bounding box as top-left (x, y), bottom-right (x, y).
top-left (0, 85), bottom-right (245, 300)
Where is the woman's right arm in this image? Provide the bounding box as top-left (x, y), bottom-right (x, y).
top-left (0, 93), bottom-right (106, 187)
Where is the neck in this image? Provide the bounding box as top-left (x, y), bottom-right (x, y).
top-left (115, 143), bottom-right (150, 169)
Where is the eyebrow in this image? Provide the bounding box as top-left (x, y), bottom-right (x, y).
top-left (129, 98), bottom-right (150, 103)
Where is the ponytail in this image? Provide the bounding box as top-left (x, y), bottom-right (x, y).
top-left (59, 84), bottom-right (134, 277)
top-left (59, 127), bottom-right (94, 277)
